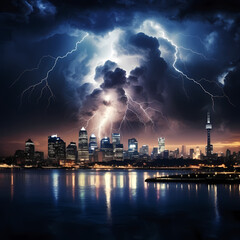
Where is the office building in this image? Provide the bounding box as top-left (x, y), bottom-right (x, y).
top-left (113, 144), bottom-right (123, 160)
top-left (25, 139), bottom-right (35, 161)
top-left (78, 127), bottom-right (89, 163)
top-left (140, 145), bottom-right (149, 155)
top-left (151, 147), bottom-right (159, 159)
top-left (158, 137), bottom-right (165, 154)
top-left (181, 145), bottom-right (187, 158)
top-left (34, 151), bottom-right (44, 162)
top-left (48, 135), bottom-right (66, 161)
top-left (128, 138), bottom-right (138, 153)
top-left (89, 134), bottom-right (98, 153)
top-left (163, 150), bottom-right (169, 159)
top-left (66, 142), bottom-right (77, 161)
top-left (112, 133), bottom-right (120, 146)
top-left (189, 148), bottom-right (194, 159)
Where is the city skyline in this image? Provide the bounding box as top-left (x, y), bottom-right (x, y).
top-left (6, 111), bottom-right (240, 160)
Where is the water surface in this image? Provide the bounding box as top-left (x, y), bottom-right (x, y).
top-left (0, 169), bottom-right (240, 239)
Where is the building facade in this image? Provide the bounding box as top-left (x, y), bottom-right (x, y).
top-left (78, 127), bottom-right (89, 163)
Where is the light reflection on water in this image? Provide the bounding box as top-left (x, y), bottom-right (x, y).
top-left (2, 169), bottom-right (240, 239)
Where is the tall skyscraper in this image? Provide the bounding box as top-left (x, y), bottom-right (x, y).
top-left (100, 137), bottom-right (113, 161)
top-left (89, 134), bottom-right (98, 153)
top-left (48, 135), bottom-right (66, 161)
top-left (151, 147), bottom-right (159, 159)
top-left (158, 137), bottom-right (165, 154)
top-left (205, 112), bottom-right (213, 157)
top-left (100, 137), bottom-right (110, 149)
top-left (66, 142), bottom-right (77, 161)
top-left (112, 133), bottom-right (120, 146)
top-left (226, 149), bottom-right (231, 159)
top-left (78, 127), bottom-right (89, 163)
top-left (128, 138), bottom-right (138, 153)
top-left (25, 139), bottom-right (35, 160)
top-left (181, 145), bottom-right (187, 158)
top-left (195, 146), bottom-right (201, 159)
top-left (189, 148), bottom-right (194, 159)
top-left (112, 133), bottom-right (122, 160)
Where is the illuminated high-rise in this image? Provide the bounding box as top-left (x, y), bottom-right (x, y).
top-left (25, 139), bottom-right (35, 161)
top-left (158, 137), bottom-right (165, 154)
top-left (78, 127), bottom-right (89, 163)
top-left (48, 135), bottom-right (66, 161)
top-left (140, 145), bottom-right (149, 155)
top-left (205, 112), bottom-right (213, 157)
top-left (89, 134), bottom-right (98, 153)
top-left (112, 133), bottom-right (120, 146)
top-left (128, 138), bottom-right (138, 153)
top-left (66, 142), bottom-right (77, 161)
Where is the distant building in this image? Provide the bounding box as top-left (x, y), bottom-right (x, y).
top-left (181, 145), bottom-right (187, 158)
top-left (226, 149), bottom-right (231, 159)
top-left (14, 150), bottom-right (25, 165)
top-left (66, 142), bottom-right (77, 162)
top-left (100, 137), bottom-right (113, 161)
top-left (140, 145), bottom-right (149, 155)
top-left (25, 139), bottom-right (35, 161)
top-left (113, 144), bottom-right (123, 161)
top-left (169, 150), bottom-right (175, 159)
top-left (151, 147), bottom-right (158, 159)
top-left (48, 135), bottom-right (66, 161)
top-left (89, 134), bottom-right (98, 154)
top-left (189, 148), bottom-right (194, 159)
top-left (78, 127), bottom-right (89, 163)
top-left (100, 137), bottom-right (110, 149)
top-left (128, 138), bottom-right (138, 153)
top-left (163, 150), bottom-right (169, 159)
top-left (128, 138), bottom-right (138, 159)
top-left (175, 148), bottom-right (180, 158)
top-left (158, 137), bottom-right (165, 154)
top-left (194, 146), bottom-right (201, 159)
top-left (34, 151), bottom-right (44, 162)
top-left (112, 133), bottom-right (120, 146)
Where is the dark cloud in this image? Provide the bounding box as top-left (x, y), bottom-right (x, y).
top-left (94, 60), bottom-right (117, 80)
top-left (100, 67), bottom-right (126, 89)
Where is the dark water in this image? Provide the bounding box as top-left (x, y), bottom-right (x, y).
top-left (0, 169), bottom-right (240, 240)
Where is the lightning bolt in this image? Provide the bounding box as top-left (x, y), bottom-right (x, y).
top-left (158, 30), bottom-right (232, 111)
top-left (17, 33), bottom-right (89, 109)
top-left (10, 55), bottom-right (56, 88)
top-left (178, 46), bottom-right (214, 61)
top-left (117, 91), bottom-right (168, 134)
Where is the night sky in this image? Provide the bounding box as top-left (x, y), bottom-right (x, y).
top-left (1, 0), bottom-right (240, 156)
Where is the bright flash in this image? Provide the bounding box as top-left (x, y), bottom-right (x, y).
top-left (104, 95), bottom-right (110, 102)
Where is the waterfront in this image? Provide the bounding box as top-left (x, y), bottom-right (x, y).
top-left (0, 169), bottom-right (240, 239)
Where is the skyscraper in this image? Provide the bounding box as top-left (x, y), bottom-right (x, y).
top-left (89, 134), bottom-right (98, 153)
top-left (112, 133), bottom-right (120, 146)
top-left (181, 145), bottom-right (187, 158)
top-left (189, 148), bottom-right (194, 159)
top-left (78, 127), bottom-right (89, 163)
top-left (66, 142), bottom-right (77, 161)
top-left (128, 138), bottom-right (138, 153)
top-left (48, 135), bottom-right (66, 161)
top-left (205, 112), bottom-right (213, 157)
top-left (158, 137), bottom-right (165, 154)
top-left (25, 139), bottom-right (35, 161)
top-left (100, 137), bottom-right (110, 149)
top-left (100, 137), bottom-right (113, 161)
top-left (140, 145), bottom-right (149, 155)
